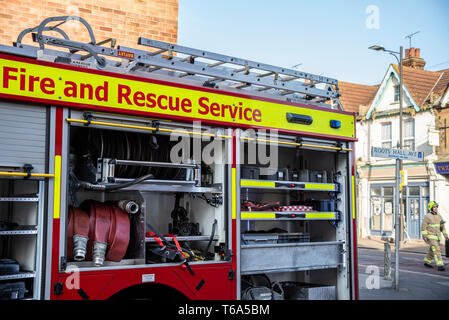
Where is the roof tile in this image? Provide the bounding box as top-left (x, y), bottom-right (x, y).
top-left (392, 64), bottom-right (442, 105)
top-left (337, 81), bottom-right (378, 113)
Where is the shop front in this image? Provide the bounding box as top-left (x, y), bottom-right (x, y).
top-left (369, 182), bottom-right (429, 239)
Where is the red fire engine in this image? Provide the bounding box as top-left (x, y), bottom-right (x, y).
top-left (0, 16), bottom-right (358, 300)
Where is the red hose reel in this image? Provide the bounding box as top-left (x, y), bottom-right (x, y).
top-left (67, 201), bottom-right (131, 266)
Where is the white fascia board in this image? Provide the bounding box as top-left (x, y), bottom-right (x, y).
top-left (367, 64), bottom-right (420, 120)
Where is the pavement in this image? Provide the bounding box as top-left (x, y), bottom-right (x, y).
top-left (358, 236), bottom-right (434, 254)
top-left (357, 237), bottom-right (449, 300)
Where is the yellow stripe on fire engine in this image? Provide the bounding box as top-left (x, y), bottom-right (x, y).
top-left (305, 212), bottom-right (336, 219)
top-left (53, 155), bottom-right (61, 219)
top-left (240, 180), bottom-right (276, 188)
top-left (0, 56), bottom-right (355, 140)
top-left (232, 168), bottom-right (237, 220)
top-left (304, 183), bottom-right (335, 191)
top-left (240, 212), bottom-right (276, 219)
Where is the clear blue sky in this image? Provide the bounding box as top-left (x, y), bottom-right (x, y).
top-left (178, 0), bottom-right (449, 85)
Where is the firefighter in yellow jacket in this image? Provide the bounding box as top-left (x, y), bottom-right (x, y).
top-left (422, 201), bottom-right (448, 271)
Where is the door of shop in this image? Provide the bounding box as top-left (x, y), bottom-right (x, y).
top-left (370, 185), bottom-right (394, 236)
top-left (405, 185), bottom-right (429, 239)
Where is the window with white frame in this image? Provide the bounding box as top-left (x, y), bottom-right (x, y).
top-left (403, 119), bottom-right (415, 150)
top-left (393, 85), bottom-right (400, 102)
top-left (381, 122), bottom-right (392, 148)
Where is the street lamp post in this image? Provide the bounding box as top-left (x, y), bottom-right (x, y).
top-left (369, 45), bottom-right (403, 291)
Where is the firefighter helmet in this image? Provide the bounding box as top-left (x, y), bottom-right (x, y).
top-left (428, 201), bottom-right (439, 212)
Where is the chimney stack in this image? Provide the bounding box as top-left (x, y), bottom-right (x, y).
top-left (403, 47), bottom-right (425, 69)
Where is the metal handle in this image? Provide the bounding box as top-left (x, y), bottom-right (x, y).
top-left (36, 16), bottom-right (96, 49)
top-left (16, 26), bottom-right (70, 46)
top-left (0, 171), bottom-right (54, 178)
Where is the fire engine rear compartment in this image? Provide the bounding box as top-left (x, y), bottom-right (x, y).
top-left (238, 137), bottom-right (351, 300)
top-left (62, 110), bottom-right (352, 300)
top-left (0, 103), bottom-right (354, 300)
top-left (65, 111), bottom-right (230, 270)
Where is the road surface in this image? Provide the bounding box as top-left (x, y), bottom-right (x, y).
top-left (358, 248), bottom-right (449, 300)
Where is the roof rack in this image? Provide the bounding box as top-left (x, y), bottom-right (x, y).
top-left (0, 16), bottom-right (343, 110)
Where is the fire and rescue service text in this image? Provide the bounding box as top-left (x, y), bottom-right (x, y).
top-left (1, 66), bottom-right (262, 123)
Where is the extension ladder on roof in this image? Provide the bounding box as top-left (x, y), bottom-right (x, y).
top-left (0, 16), bottom-right (343, 110)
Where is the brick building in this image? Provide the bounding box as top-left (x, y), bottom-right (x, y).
top-left (0, 0), bottom-right (178, 49)
top-left (339, 48), bottom-right (449, 240)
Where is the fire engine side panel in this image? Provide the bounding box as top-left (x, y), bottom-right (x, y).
top-left (0, 101), bottom-right (47, 173)
top-left (0, 53), bottom-right (358, 300)
top-left (0, 54), bottom-right (356, 142)
top-left (46, 106), bottom-right (65, 300)
top-left (54, 263), bottom-right (233, 300)
top-left (349, 142), bottom-right (359, 299)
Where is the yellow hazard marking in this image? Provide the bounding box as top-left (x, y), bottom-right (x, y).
top-left (304, 183), bottom-right (335, 191)
top-left (53, 155), bottom-right (61, 219)
top-left (232, 168), bottom-right (236, 220)
top-left (241, 212), bottom-right (276, 219)
top-left (240, 180), bottom-right (276, 188)
top-left (305, 212), bottom-right (336, 219)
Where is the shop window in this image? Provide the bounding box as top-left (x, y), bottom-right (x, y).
top-left (408, 186), bottom-right (419, 196)
top-left (383, 187), bottom-right (393, 196)
top-left (371, 187), bottom-right (381, 196)
top-left (421, 186), bottom-right (429, 197)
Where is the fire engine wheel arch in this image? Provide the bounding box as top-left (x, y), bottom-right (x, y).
top-left (106, 282), bottom-right (189, 300)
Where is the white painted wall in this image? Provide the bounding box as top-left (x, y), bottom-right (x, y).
top-left (354, 68), bottom-right (443, 238)
top-left (357, 112), bottom-right (435, 165)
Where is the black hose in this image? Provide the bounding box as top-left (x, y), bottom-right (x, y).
top-left (203, 219), bottom-right (217, 258)
top-left (104, 173), bottom-right (155, 191)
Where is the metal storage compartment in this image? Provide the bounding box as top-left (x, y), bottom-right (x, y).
top-left (281, 282), bottom-right (336, 300)
top-left (0, 281), bottom-right (28, 300)
top-left (241, 233), bottom-right (278, 245)
top-left (240, 241), bottom-right (344, 274)
top-left (277, 233), bottom-right (310, 243)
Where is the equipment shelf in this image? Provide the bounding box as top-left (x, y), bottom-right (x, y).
top-left (0, 271), bottom-right (35, 281)
top-left (240, 179), bottom-right (338, 192)
top-left (0, 196), bottom-right (39, 202)
top-left (145, 235), bottom-right (219, 243)
top-left (240, 211), bottom-right (339, 220)
top-left (105, 182), bottom-right (222, 194)
top-left (0, 226), bottom-right (38, 235)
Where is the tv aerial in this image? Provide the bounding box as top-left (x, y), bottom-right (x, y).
top-left (403, 31), bottom-right (420, 49)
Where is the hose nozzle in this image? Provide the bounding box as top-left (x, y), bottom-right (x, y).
top-left (93, 241), bottom-right (108, 266)
top-left (73, 234), bottom-right (88, 261)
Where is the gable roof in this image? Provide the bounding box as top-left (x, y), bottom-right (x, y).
top-left (434, 68), bottom-right (449, 95)
top-left (392, 64), bottom-right (443, 106)
top-left (366, 64), bottom-right (420, 119)
top-left (337, 81), bottom-right (378, 113)
top-left (338, 64), bottom-right (449, 118)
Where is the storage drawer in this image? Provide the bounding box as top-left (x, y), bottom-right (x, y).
top-left (241, 233), bottom-right (278, 245)
top-left (240, 241), bottom-right (343, 274)
top-left (281, 282), bottom-right (336, 300)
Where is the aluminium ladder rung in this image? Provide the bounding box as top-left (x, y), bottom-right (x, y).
top-left (33, 34), bottom-right (340, 101)
top-left (13, 16), bottom-right (344, 108)
top-left (138, 38), bottom-right (338, 85)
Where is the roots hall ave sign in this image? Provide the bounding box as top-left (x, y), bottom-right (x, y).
top-left (371, 147), bottom-right (424, 161)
